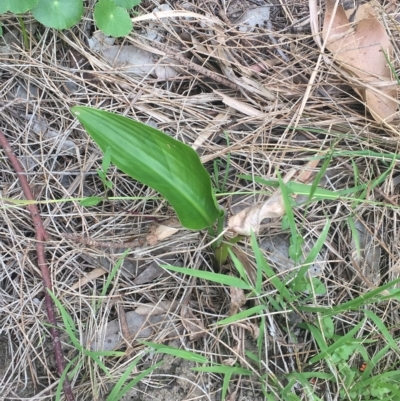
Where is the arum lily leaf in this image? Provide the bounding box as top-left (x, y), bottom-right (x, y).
top-left (71, 106), bottom-right (220, 230)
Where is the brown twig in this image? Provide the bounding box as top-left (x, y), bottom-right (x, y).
top-left (61, 233), bottom-right (143, 248)
top-left (0, 129), bottom-right (75, 401)
top-left (149, 40), bottom-right (240, 91)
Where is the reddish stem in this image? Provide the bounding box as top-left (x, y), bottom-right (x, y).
top-left (0, 129), bottom-right (75, 401)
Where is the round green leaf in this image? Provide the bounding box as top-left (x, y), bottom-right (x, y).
top-left (71, 106), bottom-right (220, 230)
top-left (112, 0), bottom-right (141, 8)
top-left (32, 0), bottom-right (83, 30)
top-left (0, 0), bottom-right (38, 14)
top-left (94, 0), bottom-right (132, 37)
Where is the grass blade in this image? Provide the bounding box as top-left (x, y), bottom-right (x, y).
top-left (140, 341), bottom-right (208, 363)
top-left (215, 305), bottom-right (267, 326)
top-left (161, 265), bottom-right (252, 290)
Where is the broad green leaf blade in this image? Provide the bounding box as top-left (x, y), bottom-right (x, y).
top-left (32, 0), bottom-right (83, 29)
top-left (161, 265), bottom-right (252, 290)
top-left (112, 0), bottom-right (141, 7)
top-left (71, 106), bottom-right (220, 230)
top-left (0, 0), bottom-right (38, 13)
top-left (102, 146), bottom-right (112, 172)
top-left (94, 0), bottom-right (132, 37)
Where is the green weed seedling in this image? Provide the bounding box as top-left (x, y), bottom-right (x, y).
top-left (0, 0), bottom-right (141, 39)
top-left (296, 305), bottom-right (400, 401)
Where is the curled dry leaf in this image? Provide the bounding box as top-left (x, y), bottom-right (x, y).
top-left (70, 267), bottom-right (107, 290)
top-left (323, 1), bottom-right (397, 123)
top-left (146, 217), bottom-right (181, 246)
top-left (229, 286), bottom-right (247, 316)
top-left (243, 321), bottom-right (260, 339)
top-left (181, 305), bottom-right (206, 341)
top-left (228, 158), bottom-right (322, 235)
top-left (228, 192), bottom-right (285, 235)
top-left (228, 169), bottom-right (298, 236)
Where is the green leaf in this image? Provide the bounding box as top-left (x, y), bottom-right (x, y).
top-left (364, 310), bottom-right (400, 352)
top-left (56, 355), bottom-right (79, 401)
top-left (71, 106), bottom-right (220, 230)
top-left (80, 196), bottom-right (103, 207)
top-left (228, 249), bottom-right (251, 287)
top-left (250, 231), bottom-right (293, 302)
top-left (192, 365), bottom-right (252, 375)
top-left (309, 319), bottom-right (366, 364)
top-left (161, 265), bottom-right (252, 290)
top-left (0, 0), bottom-right (38, 13)
top-left (94, 0), bottom-right (132, 37)
top-left (106, 355), bottom-right (142, 400)
top-left (102, 146), bottom-right (112, 172)
top-left (140, 341), bottom-right (208, 363)
top-left (97, 249), bottom-right (130, 310)
top-left (310, 277), bottom-right (326, 295)
top-left (32, 0), bottom-right (83, 30)
top-left (112, 0), bottom-right (141, 7)
top-left (216, 305), bottom-right (266, 326)
top-left (192, 365), bottom-right (252, 401)
top-left (108, 361), bottom-right (163, 401)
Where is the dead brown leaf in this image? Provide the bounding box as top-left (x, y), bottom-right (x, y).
top-left (323, 1), bottom-right (397, 122)
top-left (146, 217), bottom-right (181, 246)
top-left (229, 286), bottom-right (247, 316)
top-left (70, 267), bottom-right (107, 290)
top-left (228, 158), bottom-right (324, 235)
top-left (228, 169), bottom-right (296, 235)
top-left (181, 305), bottom-right (207, 341)
top-left (133, 261), bottom-right (167, 285)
